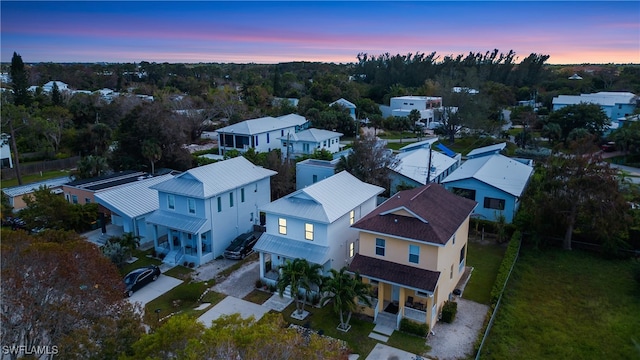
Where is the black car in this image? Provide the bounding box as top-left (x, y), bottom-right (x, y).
top-left (124, 265), bottom-right (161, 297)
top-left (223, 231), bottom-right (259, 259)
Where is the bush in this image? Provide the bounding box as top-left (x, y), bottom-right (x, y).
top-left (441, 300), bottom-right (458, 323)
top-left (490, 232), bottom-right (522, 306)
top-left (255, 279), bottom-right (263, 288)
top-left (399, 318), bottom-right (429, 337)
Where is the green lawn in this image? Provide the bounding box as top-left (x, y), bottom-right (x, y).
top-left (243, 289), bottom-right (273, 304)
top-left (280, 301), bottom-right (429, 357)
top-left (143, 282), bottom-right (225, 328)
top-left (1, 169), bottom-right (73, 188)
top-left (480, 247), bottom-right (640, 359)
top-left (119, 249), bottom-right (163, 276)
top-left (464, 238), bottom-right (507, 304)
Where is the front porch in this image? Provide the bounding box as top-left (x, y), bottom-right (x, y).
top-left (152, 229), bottom-right (214, 267)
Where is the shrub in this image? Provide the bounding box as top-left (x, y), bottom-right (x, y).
top-left (490, 232), bottom-right (522, 306)
top-left (441, 300), bottom-right (458, 323)
top-left (399, 318), bottom-right (429, 337)
top-left (255, 279), bottom-right (263, 288)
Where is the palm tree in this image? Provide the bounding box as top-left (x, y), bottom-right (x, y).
top-left (276, 258), bottom-right (323, 316)
top-left (321, 267), bottom-right (372, 332)
top-left (108, 232), bottom-right (141, 261)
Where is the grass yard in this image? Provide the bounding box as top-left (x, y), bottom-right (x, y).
top-left (119, 249), bottom-right (162, 276)
top-left (1, 169), bottom-right (73, 188)
top-left (163, 265), bottom-right (195, 281)
top-left (243, 289), bottom-right (273, 304)
top-left (280, 301), bottom-right (429, 357)
top-left (144, 282), bottom-right (225, 328)
top-left (480, 247), bottom-right (640, 359)
top-left (464, 238), bottom-right (507, 304)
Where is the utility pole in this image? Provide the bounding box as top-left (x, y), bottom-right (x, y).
top-left (426, 144), bottom-right (433, 184)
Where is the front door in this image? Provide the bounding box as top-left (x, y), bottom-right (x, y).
top-left (392, 285), bottom-right (400, 303)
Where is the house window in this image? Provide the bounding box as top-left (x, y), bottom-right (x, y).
top-left (267, 133), bottom-right (270, 143)
top-left (349, 242), bottom-right (355, 258)
top-left (71, 195), bottom-right (78, 204)
top-left (278, 218), bottom-right (287, 235)
top-left (450, 264), bottom-right (454, 279)
top-left (241, 188), bottom-right (245, 203)
top-left (255, 135), bottom-right (258, 146)
top-left (349, 210), bottom-right (355, 225)
top-left (323, 140), bottom-right (327, 147)
top-left (452, 187), bottom-right (476, 200)
top-left (217, 197), bottom-right (222, 212)
top-left (281, 130), bottom-right (284, 136)
top-left (305, 223), bottom-right (314, 240)
top-left (416, 290), bottom-right (430, 298)
top-left (375, 238), bottom-right (385, 256)
top-left (409, 244), bottom-right (419, 264)
top-left (85, 198), bottom-right (91, 204)
top-left (460, 244), bottom-right (466, 264)
top-left (188, 198), bottom-right (196, 214)
top-left (229, 192), bottom-right (234, 207)
top-left (168, 195), bottom-right (175, 210)
top-left (484, 197), bottom-right (505, 210)
top-left (452, 234), bottom-right (456, 245)
top-left (312, 174), bottom-right (318, 183)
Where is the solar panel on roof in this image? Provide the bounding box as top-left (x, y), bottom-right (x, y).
top-left (436, 143), bottom-right (456, 157)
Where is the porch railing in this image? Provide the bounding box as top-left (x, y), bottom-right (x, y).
top-left (174, 247), bottom-right (184, 264)
top-left (404, 306), bottom-right (427, 323)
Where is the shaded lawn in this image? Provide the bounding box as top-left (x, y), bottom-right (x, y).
top-left (243, 289), bottom-right (273, 304)
top-left (464, 238), bottom-right (507, 304)
top-left (280, 301), bottom-right (429, 357)
top-left (163, 265), bottom-right (195, 281)
top-left (1, 169), bottom-right (73, 188)
top-left (481, 247), bottom-right (640, 360)
top-left (144, 282), bottom-right (225, 328)
top-left (119, 249), bottom-right (162, 276)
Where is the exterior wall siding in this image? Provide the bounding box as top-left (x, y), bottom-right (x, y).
top-left (443, 178), bottom-right (517, 223)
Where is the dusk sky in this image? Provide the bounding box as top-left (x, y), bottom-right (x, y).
top-left (2, 1), bottom-right (639, 65)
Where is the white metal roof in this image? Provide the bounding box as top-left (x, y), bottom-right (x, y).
top-left (260, 171), bottom-right (384, 223)
top-left (552, 92), bottom-right (637, 107)
top-left (466, 142), bottom-right (507, 158)
top-left (330, 98), bottom-right (356, 109)
top-left (216, 114), bottom-right (307, 135)
top-left (391, 148), bottom-right (457, 185)
top-left (442, 154), bottom-right (534, 197)
top-left (399, 138), bottom-right (438, 152)
top-left (94, 174), bottom-right (174, 219)
top-left (2, 176), bottom-right (71, 197)
top-left (151, 157), bottom-right (276, 198)
top-left (280, 128), bottom-right (342, 142)
top-left (253, 232), bottom-right (330, 265)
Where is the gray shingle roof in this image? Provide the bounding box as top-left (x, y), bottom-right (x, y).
top-left (151, 157), bottom-right (276, 198)
top-left (260, 171), bottom-right (384, 223)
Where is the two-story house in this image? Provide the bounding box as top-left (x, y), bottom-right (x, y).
top-left (330, 98), bottom-right (357, 120)
top-left (280, 128), bottom-right (343, 159)
top-left (253, 171), bottom-right (384, 286)
top-left (217, 114), bottom-right (308, 155)
top-left (552, 91), bottom-right (637, 123)
top-left (145, 157), bottom-right (276, 267)
top-left (348, 184), bottom-right (477, 331)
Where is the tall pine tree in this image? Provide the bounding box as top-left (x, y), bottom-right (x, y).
top-left (10, 52), bottom-right (30, 106)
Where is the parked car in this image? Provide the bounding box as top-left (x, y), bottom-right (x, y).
top-left (601, 141), bottom-right (616, 152)
top-left (2, 217), bottom-right (27, 231)
top-left (223, 231), bottom-right (259, 260)
top-left (123, 265), bottom-right (161, 297)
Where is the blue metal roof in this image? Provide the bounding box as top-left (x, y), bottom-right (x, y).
top-left (253, 233), bottom-right (330, 265)
top-left (146, 210), bottom-right (208, 234)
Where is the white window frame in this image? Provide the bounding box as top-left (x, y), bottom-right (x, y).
top-left (188, 198), bottom-right (196, 214)
top-left (167, 195), bottom-right (175, 210)
top-left (305, 223), bottom-right (314, 240)
top-left (278, 218), bottom-right (287, 235)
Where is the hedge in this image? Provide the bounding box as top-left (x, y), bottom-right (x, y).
top-left (399, 318), bottom-right (429, 337)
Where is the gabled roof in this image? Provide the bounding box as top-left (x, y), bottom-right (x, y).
top-left (349, 254), bottom-right (440, 293)
top-left (330, 98), bottom-right (356, 109)
top-left (2, 176), bottom-right (71, 197)
top-left (391, 148), bottom-right (457, 185)
top-left (352, 184), bottom-right (476, 245)
top-left (94, 174), bottom-right (174, 219)
top-left (151, 157), bottom-right (276, 198)
top-left (216, 114), bottom-right (307, 135)
top-left (280, 128), bottom-right (343, 143)
top-left (466, 142), bottom-right (506, 158)
top-left (260, 171), bottom-right (384, 223)
top-left (441, 154), bottom-right (534, 197)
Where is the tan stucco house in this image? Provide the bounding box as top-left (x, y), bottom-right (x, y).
top-left (348, 183), bottom-right (477, 331)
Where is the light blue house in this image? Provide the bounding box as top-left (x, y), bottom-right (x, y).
top-left (280, 128), bottom-right (343, 159)
top-left (145, 157), bottom-right (277, 266)
top-left (388, 139), bottom-right (461, 195)
top-left (552, 92), bottom-right (637, 123)
top-left (441, 151), bottom-right (533, 223)
top-left (295, 158), bottom-right (339, 190)
top-left (330, 98), bottom-right (357, 120)
top-left (254, 171), bottom-right (384, 286)
top-left (94, 174), bottom-right (175, 245)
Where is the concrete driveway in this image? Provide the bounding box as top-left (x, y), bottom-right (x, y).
top-left (197, 296), bottom-right (270, 327)
top-left (127, 274), bottom-right (183, 307)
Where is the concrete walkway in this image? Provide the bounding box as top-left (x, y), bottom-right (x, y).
top-left (197, 296), bottom-right (270, 327)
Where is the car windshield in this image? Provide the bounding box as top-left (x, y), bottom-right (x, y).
top-left (124, 272), bottom-right (140, 285)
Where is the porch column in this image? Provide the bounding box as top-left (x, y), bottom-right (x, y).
top-left (153, 225), bottom-right (159, 249)
top-left (196, 232), bottom-right (203, 264)
top-left (399, 287), bottom-right (406, 313)
top-left (259, 252), bottom-right (265, 279)
top-left (377, 283), bottom-right (385, 312)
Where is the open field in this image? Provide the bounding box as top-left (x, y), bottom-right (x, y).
top-left (480, 247), bottom-right (640, 359)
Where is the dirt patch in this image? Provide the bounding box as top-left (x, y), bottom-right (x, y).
top-left (211, 260), bottom-right (260, 299)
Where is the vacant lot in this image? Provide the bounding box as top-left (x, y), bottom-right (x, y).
top-left (480, 247), bottom-right (640, 359)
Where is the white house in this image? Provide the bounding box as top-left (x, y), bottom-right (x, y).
top-left (280, 128), bottom-right (343, 159)
top-left (94, 174), bottom-right (175, 245)
top-left (145, 157), bottom-right (277, 266)
top-left (295, 158), bottom-right (339, 190)
top-left (253, 171), bottom-right (384, 286)
top-left (441, 152), bottom-right (534, 223)
top-left (387, 96), bottom-right (443, 129)
top-left (330, 98), bottom-right (357, 120)
top-left (217, 114), bottom-right (308, 155)
top-left (1, 133), bottom-right (13, 169)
